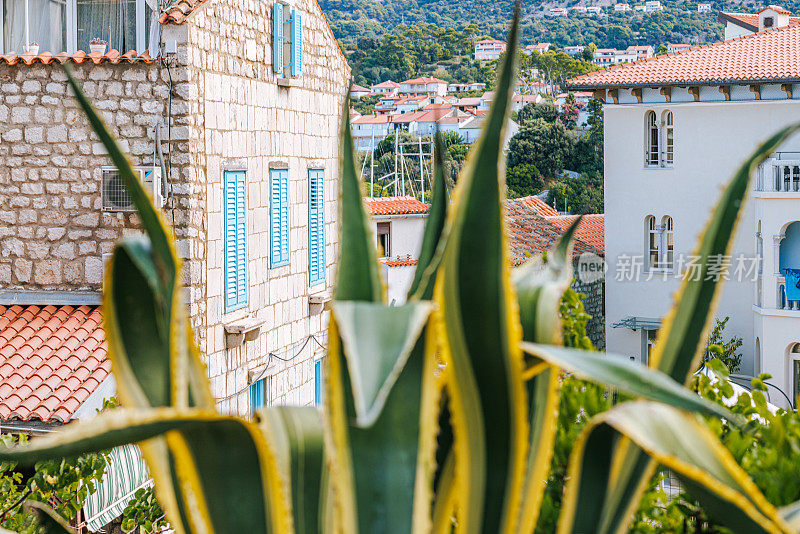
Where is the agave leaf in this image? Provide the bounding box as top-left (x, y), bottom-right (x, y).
top-left (433, 4), bottom-right (527, 532)
top-left (521, 343), bottom-right (739, 422)
top-left (333, 301), bottom-right (432, 427)
top-left (409, 132), bottom-right (450, 301)
top-left (560, 401), bottom-right (793, 534)
top-left (557, 123), bottom-right (800, 534)
top-left (258, 407), bottom-right (326, 534)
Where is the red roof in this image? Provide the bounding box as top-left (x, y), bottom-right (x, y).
top-left (401, 77), bottom-right (448, 85)
top-left (758, 5), bottom-right (793, 14)
top-left (159, 0), bottom-right (208, 23)
top-left (512, 195), bottom-right (559, 217)
top-left (372, 80), bottom-right (401, 88)
top-left (0, 305), bottom-right (110, 423)
top-left (567, 23), bottom-right (800, 88)
top-left (0, 49), bottom-right (155, 65)
top-left (364, 196), bottom-right (429, 215)
top-left (547, 214), bottom-right (605, 252)
top-left (381, 258), bottom-right (418, 267)
top-left (352, 114), bottom-right (392, 124)
top-left (351, 84), bottom-right (371, 92)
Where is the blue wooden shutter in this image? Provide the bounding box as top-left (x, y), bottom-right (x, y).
top-left (250, 378), bottom-right (265, 417)
top-left (314, 359), bottom-right (323, 405)
top-left (270, 169), bottom-right (290, 267)
top-left (291, 9), bottom-right (302, 76)
top-left (273, 2), bottom-right (283, 74)
top-left (308, 169), bottom-right (325, 286)
top-left (224, 171), bottom-right (247, 312)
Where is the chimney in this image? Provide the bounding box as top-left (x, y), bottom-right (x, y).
top-left (759, 5), bottom-right (792, 31)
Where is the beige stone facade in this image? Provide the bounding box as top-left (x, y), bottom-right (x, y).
top-left (0, 0), bottom-right (349, 415)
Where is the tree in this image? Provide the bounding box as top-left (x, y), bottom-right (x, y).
top-left (507, 118), bottom-right (573, 179)
top-left (505, 163), bottom-right (545, 198)
top-left (582, 43), bottom-right (596, 62)
top-left (547, 171), bottom-right (604, 214)
top-left (517, 101), bottom-right (559, 124)
top-left (656, 43), bottom-right (668, 55)
top-left (558, 99), bottom-right (581, 129)
top-left (701, 317), bottom-right (743, 373)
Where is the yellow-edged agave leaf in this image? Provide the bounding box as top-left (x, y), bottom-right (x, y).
top-left (520, 343), bottom-right (739, 422)
top-left (332, 301), bottom-right (432, 427)
top-left (433, 4), bottom-right (528, 532)
top-left (409, 132), bottom-right (450, 301)
top-left (258, 407), bottom-right (326, 534)
top-left (556, 123), bottom-right (800, 534)
top-left (512, 221), bottom-right (578, 533)
top-left (561, 401), bottom-right (793, 534)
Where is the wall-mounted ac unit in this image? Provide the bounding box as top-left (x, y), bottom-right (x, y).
top-left (101, 166), bottom-right (164, 211)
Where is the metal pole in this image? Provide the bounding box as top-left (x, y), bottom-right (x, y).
top-left (370, 128), bottom-right (375, 196)
top-left (394, 132), bottom-right (399, 196)
top-left (419, 135), bottom-right (425, 200)
top-left (25, 0), bottom-right (29, 47)
top-left (399, 141), bottom-right (405, 196)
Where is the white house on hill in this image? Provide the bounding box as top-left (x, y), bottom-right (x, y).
top-left (568, 16), bottom-right (800, 406)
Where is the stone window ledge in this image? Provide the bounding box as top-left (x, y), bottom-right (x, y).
top-left (224, 317), bottom-right (265, 348)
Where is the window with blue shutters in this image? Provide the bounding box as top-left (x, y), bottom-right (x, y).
top-left (270, 168), bottom-right (290, 267)
top-left (273, 2), bottom-right (303, 77)
top-left (250, 377), bottom-right (267, 418)
top-left (224, 171), bottom-right (247, 312)
top-left (290, 9), bottom-right (302, 76)
top-left (314, 359), bottom-right (323, 405)
top-left (273, 2), bottom-right (283, 73)
top-left (308, 169), bottom-right (325, 286)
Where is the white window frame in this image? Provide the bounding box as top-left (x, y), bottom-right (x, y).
top-left (661, 111), bottom-right (674, 167)
top-left (0, 0), bottom-right (150, 54)
top-left (645, 215), bottom-right (674, 272)
top-left (644, 109), bottom-right (675, 168)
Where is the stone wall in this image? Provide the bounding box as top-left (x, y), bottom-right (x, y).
top-left (572, 278), bottom-right (605, 350)
top-left (183, 0), bottom-right (349, 414)
top-left (0, 60), bottom-right (193, 290)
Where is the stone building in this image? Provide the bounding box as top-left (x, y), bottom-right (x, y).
top-left (0, 0), bottom-right (350, 425)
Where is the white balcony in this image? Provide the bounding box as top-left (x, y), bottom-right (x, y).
top-left (755, 156), bottom-right (800, 193)
top-left (778, 275), bottom-right (800, 311)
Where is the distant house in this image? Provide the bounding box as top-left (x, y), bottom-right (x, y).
top-left (586, 6), bottom-right (603, 15)
top-left (626, 45), bottom-right (654, 60)
top-left (718, 5), bottom-right (799, 40)
top-left (593, 48), bottom-right (637, 66)
top-left (572, 6), bottom-right (588, 13)
top-left (454, 97), bottom-right (482, 113)
top-left (512, 94), bottom-right (543, 112)
top-left (350, 84), bottom-right (372, 99)
top-left (374, 95), bottom-right (402, 114)
top-left (645, 0), bottom-right (663, 11)
top-left (395, 94), bottom-right (434, 113)
top-left (564, 45), bottom-right (586, 55)
top-left (634, 4), bottom-right (647, 11)
top-left (614, 3), bottom-right (632, 12)
top-left (399, 76), bottom-right (449, 96)
top-left (474, 39), bottom-right (507, 61)
top-left (667, 43), bottom-right (692, 54)
top-left (523, 43), bottom-right (551, 55)
top-left (548, 7), bottom-right (569, 16)
top-left (447, 82), bottom-right (486, 92)
top-left (459, 115), bottom-right (519, 145)
top-left (698, 2), bottom-right (712, 12)
top-left (370, 80), bottom-right (401, 95)
top-left (351, 114), bottom-right (393, 150)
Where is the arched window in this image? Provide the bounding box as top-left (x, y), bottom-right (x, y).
top-left (645, 111), bottom-right (659, 166)
top-left (662, 216), bottom-right (674, 270)
top-left (662, 111), bottom-right (674, 166)
top-left (646, 216), bottom-right (658, 269)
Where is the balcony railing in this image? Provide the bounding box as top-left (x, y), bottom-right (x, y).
top-left (778, 276), bottom-right (800, 310)
top-left (756, 156), bottom-right (800, 192)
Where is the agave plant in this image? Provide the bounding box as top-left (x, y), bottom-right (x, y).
top-left (4, 8), bottom-right (800, 534)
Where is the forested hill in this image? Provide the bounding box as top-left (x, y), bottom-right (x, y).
top-left (320, 0), bottom-right (733, 48)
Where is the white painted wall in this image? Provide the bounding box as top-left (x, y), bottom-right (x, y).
top-left (604, 98), bottom-right (800, 387)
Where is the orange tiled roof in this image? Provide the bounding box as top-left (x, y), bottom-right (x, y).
top-left (0, 305), bottom-right (110, 423)
top-left (547, 214), bottom-right (605, 253)
top-left (719, 11), bottom-right (800, 30)
top-left (512, 195), bottom-right (560, 217)
top-left (0, 49), bottom-right (155, 66)
top-left (567, 23), bottom-right (800, 89)
top-left (159, 0), bottom-right (209, 24)
top-left (381, 257), bottom-right (418, 267)
top-left (364, 196), bottom-right (429, 215)
top-left (401, 76), bottom-right (448, 85)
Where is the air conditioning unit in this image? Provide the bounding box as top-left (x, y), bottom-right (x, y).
top-left (101, 166), bottom-right (165, 211)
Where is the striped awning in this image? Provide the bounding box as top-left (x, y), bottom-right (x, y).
top-left (83, 444), bottom-right (152, 531)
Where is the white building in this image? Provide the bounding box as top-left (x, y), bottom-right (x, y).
top-left (350, 84), bottom-right (372, 99)
top-left (564, 45), bottom-right (586, 56)
top-left (363, 197), bottom-right (429, 304)
top-left (474, 39), bottom-right (507, 61)
top-left (524, 43), bottom-right (551, 55)
top-left (399, 76), bottom-right (449, 96)
top-left (615, 3), bottom-right (632, 12)
top-left (548, 7), bottom-right (569, 16)
top-left (667, 43), bottom-right (692, 54)
top-left (568, 18), bottom-right (800, 406)
top-left (626, 45), bottom-right (654, 61)
top-left (698, 3), bottom-right (712, 12)
top-left (371, 80), bottom-right (401, 95)
top-left (587, 6), bottom-right (603, 15)
top-left (448, 82), bottom-right (486, 92)
top-left (718, 6), bottom-right (798, 40)
top-left (593, 48), bottom-right (638, 66)
top-left (645, 0), bottom-right (663, 11)
top-left (351, 114), bottom-right (393, 150)
top-left (634, 5), bottom-right (647, 11)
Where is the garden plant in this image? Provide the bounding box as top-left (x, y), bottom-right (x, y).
top-left (3, 7), bottom-right (800, 534)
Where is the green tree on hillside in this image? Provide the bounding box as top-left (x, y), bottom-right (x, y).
top-left (507, 118), bottom-right (572, 179)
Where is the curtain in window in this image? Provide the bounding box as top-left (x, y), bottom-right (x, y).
top-left (3, 0), bottom-right (66, 53)
top-left (76, 0), bottom-right (136, 52)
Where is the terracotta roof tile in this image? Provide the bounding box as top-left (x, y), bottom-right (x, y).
top-left (0, 305), bottom-right (110, 423)
top-left (567, 23), bottom-right (800, 89)
top-left (504, 197), bottom-right (602, 265)
top-left (0, 49), bottom-right (155, 66)
top-left (159, 0), bottom-right (209, 23)
top-left (546, 214), bottom-right (605, 253)
top-left (381, 257), bottom-right (418, 267)
top-left (363, 196), bottom-right (430, 215)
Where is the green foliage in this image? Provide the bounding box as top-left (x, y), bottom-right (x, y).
top-left (559, 286), bottom-right (593, 351)
top-left (701, 317), bottom-right (743, 373)
top-left (507, 118), bottom-right (572, 179)
top-left (121, 486), bottom-right (166, 533)
top-left (351, 94), bottom-right (380, 115)
top-left (0, 433), bottom-right (107, 533)
top-left (505, 163), bottom-right (544, 198)
top-left (547, 171), bottom-right (604, 214)
top-left (517, 101), bottom-right (558, 125)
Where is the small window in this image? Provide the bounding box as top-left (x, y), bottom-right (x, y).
top-left (308, 169), bottom-right (325, 286)
top-left (662, 111), bottom-right (673, 166)
top-left (645, 111), bottom-right (659, 166)
top-left (273, 2), bottom-right (302, 77)
top-left (764, 16), bottom-right (774, 27)
top-left (250, 377), bottom-right (269, 418)
top-left (270, 168), bottom-right (290, 267)
top-left (646, 216), bottom-right (658, 269)
top-left (314, 358), bottom-right (324, 406)
top-left (662, 216), bottom-right (674, 270)
top-left (224, 171), bottom-right (247, 312)
top-left (377, 222), bottom-right (391, 257)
